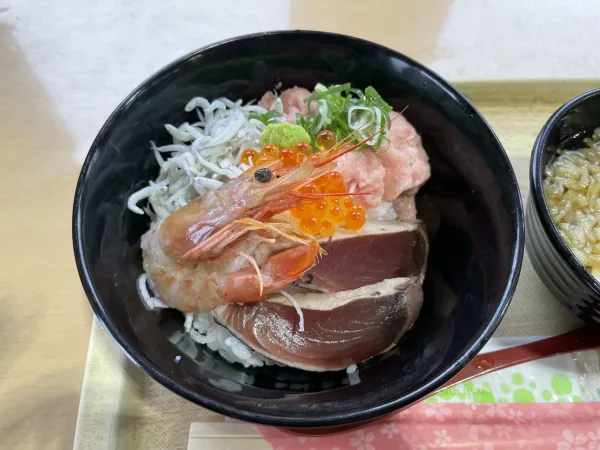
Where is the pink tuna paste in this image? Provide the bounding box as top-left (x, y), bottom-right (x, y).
top-left (260, 88), bottom-right (430, 218)
top-left (259, 87), bottom-right (311, 123)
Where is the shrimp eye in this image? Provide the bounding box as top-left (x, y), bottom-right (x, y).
top-left (254, 168), bottom-right (272, 183)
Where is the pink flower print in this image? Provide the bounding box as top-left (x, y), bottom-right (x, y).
top-left (550, 407), bottom-right (574, 420)
top-left (468, 423), bottom-right (493, 441)
top-left (424, 404), bottom-right (452, 422)
top-left (434, 429), bottom-right (452, 446)
top-left (486, 404), bottom-right (508, 419)
top-left (557, 430), bottom-right (587, 450)
top-left (507, 409), bottom-right (527, 424)
top-left (400, 433), bottom-right (429, 450)
top-left (396, 409), bottom-right (410, 419)
top-left (349, 430), bottom-right (376, 450)
top-left (517, 427), bottom-right (545, 449)
top-left (587, 429), bottom-right (600, 450)
top-left (526, 412), bottom-right (543, 427)
top-left (461, 409), bottom-right (492, 441)
top-left (380, 422), bottom-right (398, 439)
top-left (495, 424), bottom-right (513, 439)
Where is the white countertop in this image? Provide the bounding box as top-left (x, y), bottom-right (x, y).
top-left (2, 0), bottom-right (599, 163)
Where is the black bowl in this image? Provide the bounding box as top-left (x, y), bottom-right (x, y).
top-left (73, 30), bottom-right (524, 428)
top-left (527, 88), bottom-right (600, 324)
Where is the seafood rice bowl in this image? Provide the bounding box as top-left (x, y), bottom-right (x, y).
top-left (73, 30), bottom-right (523, 426)
top-left (129, 83), bottom-right (430, 372)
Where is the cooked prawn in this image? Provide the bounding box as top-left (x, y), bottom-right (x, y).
top-left (142, 123), bottom-right (386, 312)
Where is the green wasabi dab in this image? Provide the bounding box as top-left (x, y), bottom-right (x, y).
top-left (260, 123), bottom-right (311, 149)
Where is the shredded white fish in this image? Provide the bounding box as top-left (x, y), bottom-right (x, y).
top-left (127, 97), bottom-right (268, 221)
top-left (278, 290), bottom-right (305, 332)
top-left (136, 273), bottom-right (167, 310)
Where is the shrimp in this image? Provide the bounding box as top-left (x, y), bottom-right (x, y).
top-left (142, 123), bottom-right (385, 312)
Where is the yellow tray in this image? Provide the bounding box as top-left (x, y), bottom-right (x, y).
top-left (74, 80), bottom-right (600, 450)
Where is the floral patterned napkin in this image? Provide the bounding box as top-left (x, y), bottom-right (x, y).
top-left (256, 350), bottom-right (600, 449)
top-left (258, 402), bottom-right (600, 450)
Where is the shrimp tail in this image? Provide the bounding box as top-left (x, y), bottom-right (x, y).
top-left (210, 242), bottom-right (319, 302)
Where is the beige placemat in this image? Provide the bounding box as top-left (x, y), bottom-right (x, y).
top-left (74, 80), bottom-right (600, 450)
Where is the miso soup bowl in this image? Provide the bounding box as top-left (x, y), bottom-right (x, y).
top-left (73, 30), bottom-right (524, 428)
top-left (527, 88), bottom-right (600, 324)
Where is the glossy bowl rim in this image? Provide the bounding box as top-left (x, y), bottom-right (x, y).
top-left (529, 88), bottom-right (600, 296)
top-left (72, 29), bottom-right (525, 427)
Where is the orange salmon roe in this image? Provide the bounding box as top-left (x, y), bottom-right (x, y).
top-left (344, 205), bottom-right (366, 231)
top-left (294, 141), bottom-right (313, 157)
top-left (280, 147), bottom-right (296, 167)
top-left (323, 171), bottom-right (346, 193)
top-left (254, 142), bottom-right (315, 168)
top-left (290, 203), bottom-right (313, 219)
top-left (261, 144), bottom-right (280, 159)
top-left (299, 183), bottom-right (319, 195)
top-left (313, 200), bottom-right (328, 219)
top-left (327, 206), bottom-right (344, 224)
top-left (241, 149), bottom-right (259, 165)
top-left (340, 195), bottom-right (354, 212)
top-left (327, 196), bottom-right (341, 207)
top-left (300, 216), bottom-right (320, 235)
top-left (255, 141), bottom-right (314, 169)
top-left (320, 219), bottom-right (335, 237)
top-left (290, 178), bottom-right (365, 235)
top-left (252, 140), bottom-right (366, 236)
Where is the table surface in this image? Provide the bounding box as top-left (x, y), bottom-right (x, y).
top-left (2, 1), bottom-right (600, 449)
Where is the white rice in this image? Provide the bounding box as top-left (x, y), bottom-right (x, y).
top-left (183, 312), bottom-right (273, 368)
top-left (346, 364), bottom-right (361, 385)
top-left (366, 200), bottom-right (397, 221)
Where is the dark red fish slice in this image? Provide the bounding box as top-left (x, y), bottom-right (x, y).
top-left (308, 222), bottom-right (427, 293)
top-left (214, 277), bottom-right (423, 371)
top-left (214, 220), bottom-right (428, 371)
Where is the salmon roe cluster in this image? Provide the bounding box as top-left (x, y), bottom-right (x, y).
top-left (240, 141), bottom-right (313, 167)
top-left (290, 167), bottom-right (366, 235)
top-left (291, 191), bottom-right (366, 236)
top-left (241, 138), bottom-right (366, 236)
